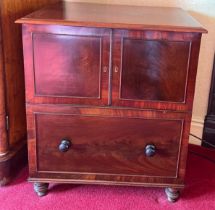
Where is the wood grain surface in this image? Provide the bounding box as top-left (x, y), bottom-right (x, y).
top-left (0, 0), bottom-right (61, 183)
top-left (112, 29), bottom-right (202, 111)
top-left (120, 39), bottom-right (190, 102)
top-left (18, 3), bottom-right (206, 196)
top-left (22, 24), bottom-right (110, 106)
top-left (0, 21), bottom-right (8, 154)
top-left (22, 24), bottom-right (202, 111)
top-left (0, 0), bottom-right (61, 150)
top-left (33, 33), bottom-right (102, 98)
top-left (35, 114), bottom-right (182, 177)
top-left (26, 104), bottom-right (191, 187)
top-left (16, 2), bottom-right (207, 33)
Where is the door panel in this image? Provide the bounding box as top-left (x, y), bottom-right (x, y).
top-left (33, 33), bottom-right (101, 98)
top-left (121, 38), bottom-right (190, 102)
top-left (112, 30), bottom-right (200, 111)
top-left (23, 25), bottom-right (110, 105)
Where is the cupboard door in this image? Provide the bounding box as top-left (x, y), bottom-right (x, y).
top-left (112, 30), bottom-right (201, 111)
top-left (23, 25), bottom-right (111, 105)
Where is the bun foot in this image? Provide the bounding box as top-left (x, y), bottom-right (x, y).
top-left (34, 182), bottom-right (49, 197)
top-left (165, 187), bottom-right (180, 202)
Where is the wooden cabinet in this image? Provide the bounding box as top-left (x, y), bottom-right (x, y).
top-left (0, 0), bottom-right (60, 186)
top-left (17, 2), bottom-right (207, 202)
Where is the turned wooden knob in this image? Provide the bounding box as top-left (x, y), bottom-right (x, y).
top-left (145, 144), bottom-right (156, 157)
top-left (58, 139), bottom-right (71, 152)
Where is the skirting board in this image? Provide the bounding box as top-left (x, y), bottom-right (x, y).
top-left (190, 117), bottom-right (204, 145)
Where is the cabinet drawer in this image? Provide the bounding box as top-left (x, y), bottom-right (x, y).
top-left (34, 113), bottom-right (183, 178)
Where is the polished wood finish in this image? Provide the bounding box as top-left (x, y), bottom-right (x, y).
top-left (22, 25), bottom-right (110, 105)
top-left (35, 113), bottom-right (182, 177)
top-left (33, 33), bottom-right (102, 98)
top-left (0, 0), bottom-right (61, 185)
top-left (22, 24), bottom-right (202, 112)
top-left (18, 2), bottom-right (206, 201)
top-left (112, 30), bottom-right (202, 111)
top-left (16, 2), bottom-right (207, 33)
top-left (0, 141), bottom-right (27, 186)
top-left (26, 105), bottom-right (191, 189)
top-left (0, 22), bottom-right (7, 154)
top-left (120, 38), bottom-right (190, 102)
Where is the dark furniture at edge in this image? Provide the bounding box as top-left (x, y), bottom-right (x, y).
top-left (0, 0), bottom-right (61, 186)
top-left (16, 2), bottom-right (207, 202)
top-left (202, 54), bottom-right (215, 148)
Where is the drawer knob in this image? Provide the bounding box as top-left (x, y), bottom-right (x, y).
top-left (145, 144), bottom-right (156, 157)
top-left (59, 139), bottom-right (71, 152)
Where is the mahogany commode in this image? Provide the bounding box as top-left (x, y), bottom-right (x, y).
top-left (16, 2), bottom-right (207, 202)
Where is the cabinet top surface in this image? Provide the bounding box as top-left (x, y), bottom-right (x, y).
top-left (16, 2), bottom-right (207, 33)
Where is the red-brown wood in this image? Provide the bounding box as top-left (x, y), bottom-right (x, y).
top-left (33, 33), bottom-right (101, 98)
top-left (0, 141), bottom-right (27, 186)
top-left (0, 0), bottom-right (61, 186)
top-left (22, 24), bottom-right (202, 112)
top-left (22, 24), bottom-right (110, 105)
top-left (36, 114), bottom-right (182, 177)
top-left (121, 38), bottom-right (189, 101)
top-left (17, 2), bottom-right (206, 200)
top-left (26, 104), bottom-right (191, 187)
top-left (0, 22), bottom-right (8, 154)
top-left (16, 2), bottom-right (207, 33)
top-left (0, 0), bottom-right (62, 153)
top-left (112, 30), bottom-right (202, 111)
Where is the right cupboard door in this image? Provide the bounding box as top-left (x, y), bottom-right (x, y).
top-left (112, 30), bottom-right (202, 111)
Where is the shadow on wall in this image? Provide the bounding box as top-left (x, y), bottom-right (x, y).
top-left (187, 11), bottom-right (215, 144)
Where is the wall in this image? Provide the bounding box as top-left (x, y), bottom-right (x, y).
top-left (65, 0), bottom-right (215, 144)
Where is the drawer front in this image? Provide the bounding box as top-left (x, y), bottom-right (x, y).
top-left (22, 24), bottom-right (110, 105)
top-left (34, 113), bottom-right (183, 178)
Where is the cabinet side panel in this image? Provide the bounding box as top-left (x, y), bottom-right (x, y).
top-left (0, 18), bottom-right (8, 154)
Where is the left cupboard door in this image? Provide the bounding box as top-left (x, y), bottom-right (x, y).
top-left (22, 24), bottom-right (111, 106)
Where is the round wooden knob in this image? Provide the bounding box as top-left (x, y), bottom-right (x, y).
top-left (145, 144), bottom-right (156, 157)
top-left (58, 139), bottom-right (71, 152)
